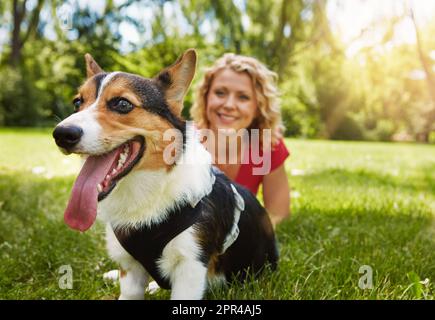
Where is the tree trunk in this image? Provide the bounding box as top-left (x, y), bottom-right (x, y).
top-left (10, 0), bottom-right (44, 67)
top-left (11, 0), bottom-right (26, 66)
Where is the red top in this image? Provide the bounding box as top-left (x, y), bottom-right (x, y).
top-left (235, 138), bottom-right (290, 195)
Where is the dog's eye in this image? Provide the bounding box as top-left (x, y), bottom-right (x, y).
top-left (72, 97), bottom-right (83, 112)
top-left (108, 97), bottom-right (134, 114)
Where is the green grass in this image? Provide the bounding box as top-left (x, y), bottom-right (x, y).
top-left (0, 128), bottom-right (434, 299)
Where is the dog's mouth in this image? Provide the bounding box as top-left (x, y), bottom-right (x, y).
top-left (64, 136), bottom-right (145, 232)
top-left (97, 136), bottom-right (145, 201)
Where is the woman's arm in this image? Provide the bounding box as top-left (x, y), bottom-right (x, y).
top-left (262, 164), bottom-right (290, 228)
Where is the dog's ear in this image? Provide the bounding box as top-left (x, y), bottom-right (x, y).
top-left (155, 49), bottom-right (197, 116)
top-left (84, 53), bottom-right (104, 78)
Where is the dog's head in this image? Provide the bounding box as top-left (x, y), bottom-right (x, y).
top-left (53, 49), bottom-right (197, 231)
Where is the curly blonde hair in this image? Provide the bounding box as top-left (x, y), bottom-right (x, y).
top-left (190, 53), bottom-right (284, 146)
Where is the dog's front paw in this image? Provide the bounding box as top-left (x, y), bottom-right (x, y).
top-left (103, 269), bottom-right (120, 282)
top-left (145, 281), bottom-right (160, 294)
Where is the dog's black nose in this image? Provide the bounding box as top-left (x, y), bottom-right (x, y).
top-left (53, 125), bottom-right (83, 150)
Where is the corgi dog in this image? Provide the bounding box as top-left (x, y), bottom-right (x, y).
top-left (53, 49), bottom-right (278, 300)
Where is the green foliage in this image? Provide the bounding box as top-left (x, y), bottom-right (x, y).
top-left (0, 0), bottom-right (435, 142)
top-left (280, 67), bottom-right (320, 138)
top-left (330, 115), bottom-right (364, 141)
top-left (0, 66), bottom-right (50, 126)
top-left (364, 120), bottom-right (396, 142)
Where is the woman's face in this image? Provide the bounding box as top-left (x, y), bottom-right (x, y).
top-left (206, 68), bottom-right (258, 132)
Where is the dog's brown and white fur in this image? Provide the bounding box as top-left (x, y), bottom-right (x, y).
top-left (53, 50), bottom-right (278, 300)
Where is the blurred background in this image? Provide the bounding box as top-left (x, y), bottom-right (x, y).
top-left (0, 0), bottom-right (435, 143)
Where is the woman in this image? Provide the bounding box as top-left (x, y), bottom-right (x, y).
top-left (190, 53), bottom-right (290, 227)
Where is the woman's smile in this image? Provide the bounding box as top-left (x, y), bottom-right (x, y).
top-left (216, 112), bottom-right (239, 124)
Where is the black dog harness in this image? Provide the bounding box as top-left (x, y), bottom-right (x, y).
top-left (112, 169), bottom-right (245, 290)
top-left (113, 202), bottom-right (203, 290)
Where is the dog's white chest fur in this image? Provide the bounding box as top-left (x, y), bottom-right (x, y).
top-left (97, 127), bottom-right (214, 229)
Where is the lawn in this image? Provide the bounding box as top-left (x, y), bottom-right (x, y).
top-left (0, 128), bottom-right (434, 299)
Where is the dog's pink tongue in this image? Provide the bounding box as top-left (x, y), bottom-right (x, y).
top-left (64, 150), bottom-right (119, 231)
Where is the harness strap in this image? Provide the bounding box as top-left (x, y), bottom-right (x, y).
top-left (220, 184), bottom-right (245, 254)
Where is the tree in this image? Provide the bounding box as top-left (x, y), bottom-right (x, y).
top-left (10, 0), bottom-right (44, 66)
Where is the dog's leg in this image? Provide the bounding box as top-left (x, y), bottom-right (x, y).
top-left (106, 224), bottom-right (148, 300)
top-left (118, 262), bottom-right (148, 300)
top-left (158, 227), bottom-right (208, 300)
top-left (170, 259), bottom-right (208, 300)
